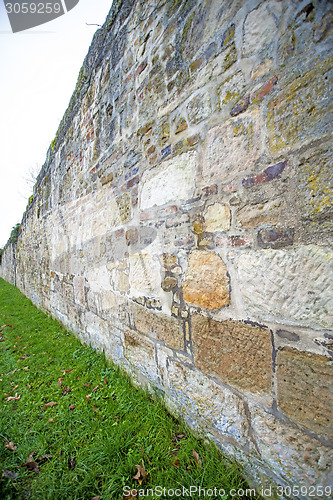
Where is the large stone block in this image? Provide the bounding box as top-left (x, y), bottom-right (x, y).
top-left (183, 250), bottom-right (229, 309)
top-left (267, 58), bottom-right (332, 155)
top-left (204, 203), bottom-right (231, 232)
top-left (236, 246), bottom-right (333, 330)
top-left (297, 147), bottom-right (333, 231)
top-left (277, 348), bottom-right (332, 439)
top-left (243, 1), bottom-right (282, 56)
top-left (140, 151), bottom-right (198, 210)
top-left (124, 328), bottom-right (160, 385)
top-left (203, 110), bottom-right (260, 185)
top-left (159, 354), bottom-right (250, 447)
top-left (191, 314), bottom-right (272, 394)
top-left (134, 304), bottom-right (183, 350)
top-left (249, 402), bottom-right (333, 488)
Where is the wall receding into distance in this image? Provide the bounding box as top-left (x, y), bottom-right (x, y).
top-left (1, 0), bottom-right (332, 494)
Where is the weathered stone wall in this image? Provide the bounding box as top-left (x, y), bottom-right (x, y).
top-left (1, 0), bottom-right (332, 495)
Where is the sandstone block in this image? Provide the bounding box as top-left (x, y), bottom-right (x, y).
top-left (191, 314), bottom-right (272, 394)
top-left (243, 1), bottom-right (282, 56)
top-left (203, 110), bottom-right (260, 185)
top-left (236, 246), bottom-right (333, 330)
top-left (134, 304), bottom-right (183, 350)
top-left (204, 203), bottom-right (230, 232)
top-left (183, 250), bottom-right (229, 309)
top-left (140, 151), bottom-right (197, 210)
top-left (124, 328), bottom-right (159, 384)
top-left (237, 198), bottom-right (283, 229)
top-left (277, 348), bottom-right (332, 439)
top-left (267, 58), bottom-right (332, 155)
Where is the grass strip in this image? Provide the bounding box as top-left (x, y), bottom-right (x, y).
top-left (0, 278), bottom-right (258, 500)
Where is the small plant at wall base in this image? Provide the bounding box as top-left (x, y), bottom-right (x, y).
top-left (0, 278), bottom-right (259, 500)
top-left (8, 224), bottom-right (21, 245)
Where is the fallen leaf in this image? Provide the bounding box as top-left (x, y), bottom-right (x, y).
top-left (1, 325), bottom-right (12, 331)
top-left (83, 383), bottom-right (91, 387)
top-left (133, 459), bottom-right (147, 485)
top-left (92, 497), bottom-right (101, 500)
top-left (192, 449), bottom-right (202, 467)
top-left (91, 385), bottom-right (99, 393)
top-left (22, 461), bottom-right (39, 474)
top-left (103, 378), bottom-right (107, 385)
top-left (68, 457), bottom-right (76, 470)
top-left (23, 366), bottom-right (29, 371)
top-left (27, 451), bottom-right (36, 461)
top-left (85, 395), bottom-right (90, 402)
top-left (69, 404), bottom-right (76, 410)
top-left (5, 441), bottom-right (17, 451)
top-left (48, 418), bottom-right (54, 422)
top-left (0, 338), bottom-right (6, 342)
top-left (61, 368), bottom-right (73, 375)
top-left (2, 470), bottom-right (18, 479)
top-left (62, 386), bottom-right (71, 395)
top-left (5, 393), bottom-right (20, 402)
top-left (173, 458), bottom-right (181, 467)
top-left (57, 378), bottom-right (64, 386)
top-left (41, 401), bottom-right (58, 411)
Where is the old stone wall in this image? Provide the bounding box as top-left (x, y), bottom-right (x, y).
top-left (1, 0), bottom-right (332, 495)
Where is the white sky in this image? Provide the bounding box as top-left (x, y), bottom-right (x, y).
top-left (0, 0), bottom-right (113, 247)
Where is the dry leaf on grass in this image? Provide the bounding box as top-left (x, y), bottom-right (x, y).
top-left (22, 461), bottom-right (39, 474)
top-left (41, 401), bottom-right (58, 411)
top-left (2, 470), bottom-right (18, 479)
top-left (5, 441), bottom-right (17, 451)
top-left (192, 449), bottom-right (202, 467)
top-left (1, 325), bottom-right (13, 331)
top-left (133, 459), bottom-right (147, 485)
top-left (5, 393), bottom-right (20, 402)
top-left (69, 404), bottom-right (76, 410)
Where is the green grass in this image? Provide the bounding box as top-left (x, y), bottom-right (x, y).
top-left (0, 278), bottom-right (258, 500)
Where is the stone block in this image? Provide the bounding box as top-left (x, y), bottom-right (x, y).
top-left (243, 1), bottom-right (282, 56)
top-left (267, 58), bottom-right (332, 155)
top-left (183, 250), bottom-right (229, 309)
top-left (297, 147), bottom-right (333, 229)
top-left (134, 304), bottom-right (183, 350)
top-left (160, 355), bottom-right (250, 447)
top-left (237, 198), bottom-right (283, 229)
top-left (187, 92), bottom-right (212, 124)
top-left (257, 227), bottom-right (294, 249)
top-left (236, 246), bottom-right (333, 330)
top-left (277, 348), bottom-right (332, 439)
top-left (203, 110), bottom-right (260, 185)
top-left (124, 328), bottom-right (159, 385)
top-left (191, 314), bottom-right (272, 394)
top-left (129, 253), bottom-right (158, 295)
top-left (204, 203), bottom-right (230, 232)
top-left (249, 402), bottom-right (333, 488)
top-left (140, 151), bottom-right (198, 210)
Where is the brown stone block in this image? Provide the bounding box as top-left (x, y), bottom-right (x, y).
top-left (191, 314), bottom-right (272, 394)
top-left (134, 304), bottom-right (183, 350)
top-left (183, 251), bottom-right (229, 309)
top-left (277, 348), bottom-right (332, 438)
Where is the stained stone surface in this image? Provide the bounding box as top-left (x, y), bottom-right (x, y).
top-left (183, 251), bottom-right (229, 309)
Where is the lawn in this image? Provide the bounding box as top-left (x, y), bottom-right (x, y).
top-left (0, 278), bottom-right (258, 499)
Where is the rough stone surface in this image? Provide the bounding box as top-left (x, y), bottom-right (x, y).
top-left (277, 348), bottom-right (333, 439)
top-left (183, 251), bottom-right (229, 309)
top-left (204, 203), bottom-right (230, 232)
top-left (134, 304), bottom-right (183, 351)
top-left (236, 246), bottom-right (333, 330)
top-left (191, 314), bottom-right (272, 394)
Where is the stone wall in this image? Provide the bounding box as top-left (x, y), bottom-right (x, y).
top-left (1, 0), bottom-right (332, 495)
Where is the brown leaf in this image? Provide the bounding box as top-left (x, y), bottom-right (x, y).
top-left (2, 469), bottom-right (18, 479)
top-left (192, 449), bottom-right (202, 467)
top-left (27, 451), bottom-right (36, 461)
top-left (61, 368), bottom-right (73, 375)
top-left (0, 338), bottom-right (6, 342)
top-left (83, 382), bottom-right (91, 387)
top-left (62, 386), bottom-right (71, 396)
top-left (1, 325), bottom-right (12, 331)
top-left (5, 441), bottom-right (17, 451)
top-left (57, 378), bottom-right (63, 386)
top-left (91, 385), bottom-right (99, 393)
top-left (22, 461), bottom-right (39, 474)
top-left (85, 395), bottom-right (90, 402)
top-left (103, 378), bottom-right (107, 385)
top-left (5, 393), bottom-right (20, 401)
top-left (133, 459), bottom-right (147, 485)
top-left (41, 401), bottom-right (58, 411)
top-left (173, 458), bottom-right (181, 467)
top-left (69, 404), bottom-right (76, 410)
top-left (92, 497), bottom-right (101, 500)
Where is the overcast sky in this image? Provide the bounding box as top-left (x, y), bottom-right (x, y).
top-left (0, 0), bottom-right (113, 247)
